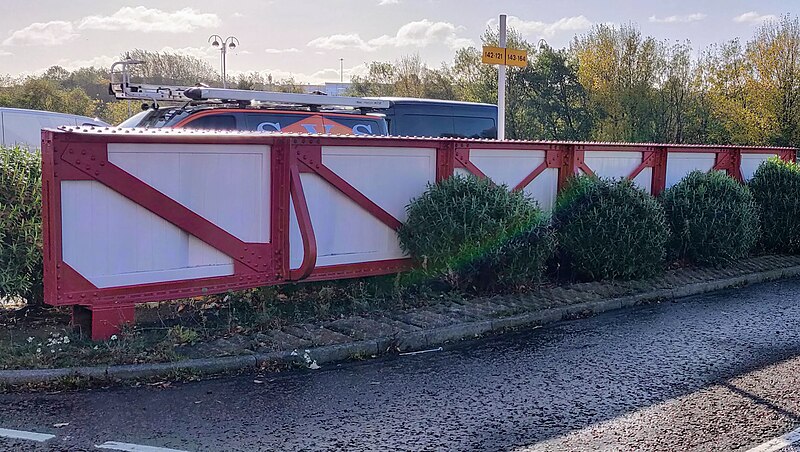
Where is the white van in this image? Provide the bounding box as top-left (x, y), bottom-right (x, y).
top-left (0, 107), bottom-right (109, 150)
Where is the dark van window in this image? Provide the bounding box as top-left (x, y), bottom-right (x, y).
top-left (183, 114), bottom-right (237, 130)
top-left (453, 116), bottom-right (497, 139)
top-left (392, 114), bottom-right (454, 138)
top-left (184, 115), bottom-right (236, 130)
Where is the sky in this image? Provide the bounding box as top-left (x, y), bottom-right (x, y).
top-left (0, 0), bottom-right (798, 84)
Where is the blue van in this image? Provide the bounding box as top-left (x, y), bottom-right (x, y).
top-left (378, 98), bottom-right (498, 139)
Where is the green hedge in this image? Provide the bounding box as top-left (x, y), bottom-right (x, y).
top-left (398, 175), bottom-right (552, 291)
top-left (0, 146), bottom-right (43, 305)
top-left (553, 176), bottom-right (668, 281)
top-left (749, 157), bottom-right (800, 253)
top-left (661, 171), bottom-right (759, 265)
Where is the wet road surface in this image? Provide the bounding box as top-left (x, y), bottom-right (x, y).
top-left (3, 279), bottom-right (800, 451)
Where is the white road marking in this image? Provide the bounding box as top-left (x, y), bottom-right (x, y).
top-left (0, 427), bottom-right (56, 442)
top-left (95, 442), bottom-right (190, 452)
top-left (400, 347), bottom-right (443, 356)
top-left (746, 426), bottom-right (800, 452)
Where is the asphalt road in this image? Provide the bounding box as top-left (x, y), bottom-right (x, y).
top-left (3, 279), bottom-right (800, 451)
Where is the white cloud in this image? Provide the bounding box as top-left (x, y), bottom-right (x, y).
top-left (57, 54), bottom-right (118, 71)
top-left (78, 6), bottom-right (220, 33)
top-left (379, 0), bottom-right (400, 4)
top-left (0, 49), bottom-right (13, 56)
top-left (308, 33), bottom-right (375, 51)
top-left (232, 12), bottom-right (245, 18)
top-left (448, 37), bottom-right (476, 50)
top-left (309, 20), bottom-right (473, 52)
top-left (228, 63), bottom-right (368, 85)
top-left (488, 15), bottom-right (593, 38)
top-left (733, 11), bottom-right (778, 24)
top-left (649, 13), bottom-right (706, 23)
top-left (2, 21), bottom-right (77, 46)
top-left (265, 47), bottom-right (300, 54)
top-left (160, 45), bottom-right (218, 61)
top-left (368, 19), bottom-right (474, 50)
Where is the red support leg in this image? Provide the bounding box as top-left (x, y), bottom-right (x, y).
top-left (72, 305), bottom-right (135, 341)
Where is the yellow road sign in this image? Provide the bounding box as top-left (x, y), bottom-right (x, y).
top-left (505, 48), bottom-right (528, 68)
top-left (482, 46), bottom-right (506, 65)
top-left (481, 46), bottom-right (528, 67)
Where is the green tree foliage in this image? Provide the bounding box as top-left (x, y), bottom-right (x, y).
top-left (349, 55), bottom-right (456, 99)
top-left (553, 176), bottom-right (668, 281)
top-left (749, 157), bottom-right (800, 253)
top-left (398, 175), bottom-right (550, 291)
top-left (123, 49), bottom-right (220, 86)
top-left (660, 171), bottom-right (759, 265)
top-left (746, 15), bottom-right (800, 146)
top-left (572, 24), bottom-right (668, 142)
top-left (0, 78), bottom-right (98, 117)
top-left (0, 147), bottom-right (43, 305)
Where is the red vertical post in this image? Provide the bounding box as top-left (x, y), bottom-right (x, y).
top-left (779, 149), bottom-right (796, 163)
top-left (651, 146), bottom-right (668, 196)
top-left (557, 144), bottom-right (577, 192)
top-left (436, 141), bottom-right (456, 182)
top-left (271, 137), bottom-right (291, 282)
top-left (73, 305), bottom-right (136, 341)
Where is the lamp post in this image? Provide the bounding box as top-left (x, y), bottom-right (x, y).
top-left (208, 34), bottom-right (239, 88)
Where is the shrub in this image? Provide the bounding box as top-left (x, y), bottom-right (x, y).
top-left (749, 157), bottom-right (800, 253)
top-left (661, 171), bottom-right (759, 265)
top-left (398, 174), bottom-right (551, 291)
top-left (0, 146), bottom-right (43, 305)
top-left (553, 176), bottom-right (668, 281)
top-left (473, 220), bottom-right (556, 291)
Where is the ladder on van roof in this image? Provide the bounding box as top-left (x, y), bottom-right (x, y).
top-left (109, 60), bottom-right (390, 109)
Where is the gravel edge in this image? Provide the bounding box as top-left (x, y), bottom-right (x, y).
top-left (2, 265), bottom-right (798, 385)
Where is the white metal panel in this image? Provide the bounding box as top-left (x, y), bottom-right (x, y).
top-left (61, 181), bottom-right (233, 288)
top-left (1, 111), bottom-right (80, 150)
top-left (469, 148), bottom-right (557, 210)
top-left (470, 148), bottom-right (545, 188)
top-left (523, 168), bottom-right (558, 210)
top-left (741, 153), bottom-right (777, 181)
top-left (290, 173), bottom-right (405, 269)
top-left (109, 143), bottom-right (270, 243)
top-left (665, 152), bottom-right (717, 188)
top-left (632, 168), bottom-right (653, 193)
top-left (321, 146), bottom-right (436, 222)
top-left (585, 151), bottom-right (651, 193)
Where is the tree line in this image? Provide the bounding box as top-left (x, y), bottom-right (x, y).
top-left (1, 17), bottom-right (799, 147)
top-left (350, 16), bottom-right (800, 147)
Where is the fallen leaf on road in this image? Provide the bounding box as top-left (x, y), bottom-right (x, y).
top-left (253, 379), bottom-right (264, 384)
top-left (53, 423), bottom-right (69, 428)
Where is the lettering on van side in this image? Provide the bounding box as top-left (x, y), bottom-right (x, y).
top-left (256, 121), bottom-right (373, 135)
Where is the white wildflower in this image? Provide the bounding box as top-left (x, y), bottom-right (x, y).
top-left (110, 335), bottom-right (118, 341)
top-left (26, 337), bottom-right (34, 343)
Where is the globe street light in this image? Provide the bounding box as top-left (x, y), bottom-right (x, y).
top-left (209, 34), bottom-right (239, 88)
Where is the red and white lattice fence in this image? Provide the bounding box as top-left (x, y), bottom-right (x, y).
top-left (41, 127), bottom-right (795, 339)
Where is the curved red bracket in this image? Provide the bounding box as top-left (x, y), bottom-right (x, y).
top-left (289, 164), bottom-right (318, 280)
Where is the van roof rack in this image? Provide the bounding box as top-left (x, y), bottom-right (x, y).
top-left (109, 60), bottom-right (390, 109)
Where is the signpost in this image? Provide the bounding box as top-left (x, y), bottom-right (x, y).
top-left (481, 14), bottom-right (528, 140)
